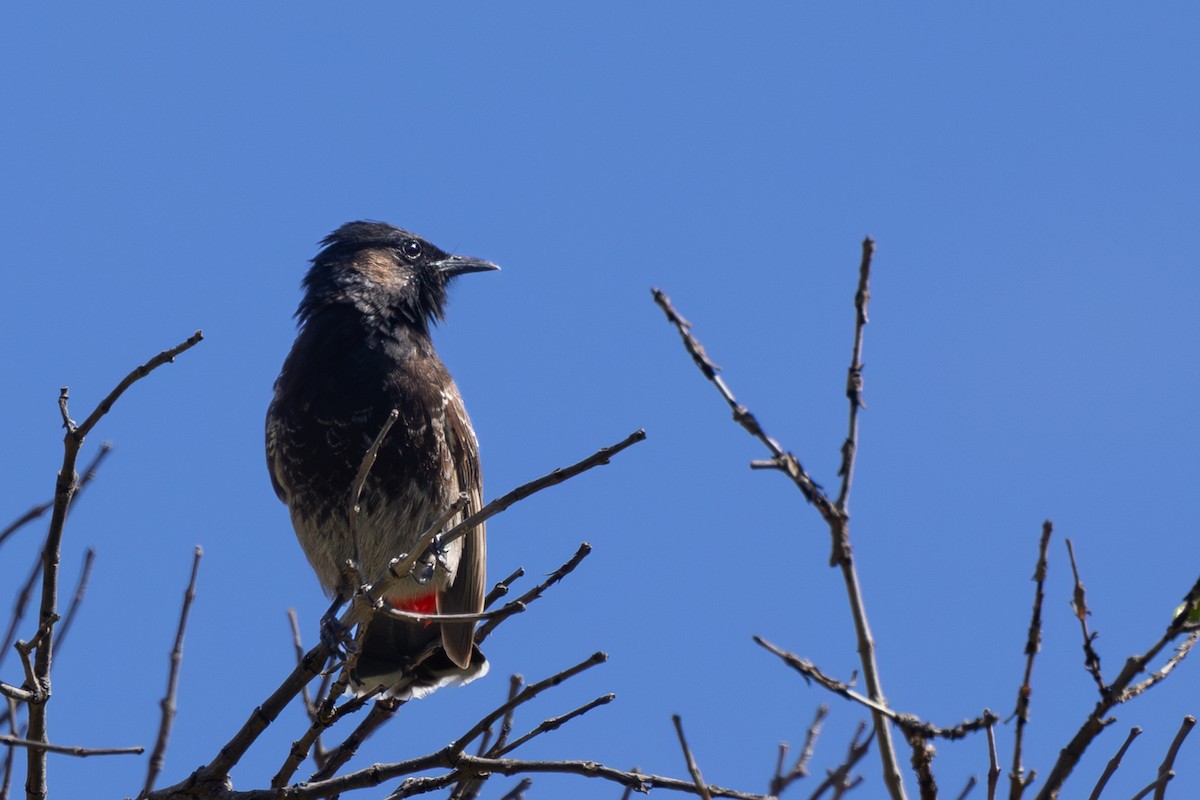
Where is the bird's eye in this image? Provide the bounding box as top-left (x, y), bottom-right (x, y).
top-left (401, 240), bottom-right (423, 260)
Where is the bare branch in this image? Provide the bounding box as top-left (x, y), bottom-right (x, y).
top-left (140, 546), bottom-right (203, 798)
top-left (484, 567), bottom-right (526, 609)
top-left (807, 722), bottom-right (873, 800)
top-left (2, 697), bottom-right (16, 800)
top-left (54, 547), bottom-right (95, 656)
top-left (492, 675), bottom-right (524, 757)
top-left (655, 264), bottom-right (907, 800)
top-left (305, 693), bottom-right (402, 784)
top-left (984, 717), bottom-right (999, 800)
top-left (0, 685), bottom-right (31, 705)
top-left (672, 715), bottom-right (714, 800)
top-left (1033, 575), bottom-right (1200, 799)
top-left (28, 331), bottom-right (203, 800)
top-left (0, 442), bottom-right (112, 554)
top-left (0, 735), bottom-right (142, 757)
top-left (770, 704), bottom-right (828, 796)
top-left (0, 443), bottom-right (110, 676)
top-left (905, 730), bottom-right (937, 800)
top-left (952, 776), bottom-right (977, 800)
top-left (376, 754), bottom-right (771, 800)
top-left (755, 637), bottom-right (995, 742)
top-left (1065, 539), bottom-right (1105, 693)
top-left (452, 652), bottom-right (608, 753)
top-left (1011, 521), bottom-right (1052, 799)
top-left (497, 777), bottom-right (532, 800)
top-left (494, 693), bottom-right (614, 757)
top-left (349, 408), bottom-right (399, 569)
top-left (835, 236), bottom-right (876, 513)
top-left (477, 543), bottom-right (592, 643)
top-left (1153, 716), bottom-right (1194, 800)
top-left (1086, 726), bottom-right (1140, 800)
top-left (1130, 773), bottom-right (1171, 800)
top-left (651, 288), bottom-right (834, 520)
top-left (1124, 633), bottom-right (1198, 701)
top-left (430, 429), bottom-right (645, 557)
top-left (74, 331), bottom-right (205, 441)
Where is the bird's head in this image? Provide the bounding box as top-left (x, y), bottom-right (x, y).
top-left (298, 221), bottom-right (499, 331)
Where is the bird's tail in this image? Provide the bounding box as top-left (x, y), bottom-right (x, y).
top-left (351, 612), bottom-right (488, 699)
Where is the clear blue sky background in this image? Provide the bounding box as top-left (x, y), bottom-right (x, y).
top-left (3, 5), bottom-right (1198, 799)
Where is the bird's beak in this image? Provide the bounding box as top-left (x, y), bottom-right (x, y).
top-left (435, 254), bottom-right (501, 278)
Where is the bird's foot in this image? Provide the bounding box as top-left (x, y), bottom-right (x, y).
top-left (319, 595), bottom-right (357, 657)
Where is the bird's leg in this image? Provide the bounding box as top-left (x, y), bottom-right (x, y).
top-left (319, 593), bottom-right (356, 655)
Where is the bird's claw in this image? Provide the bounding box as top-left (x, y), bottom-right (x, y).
top-left (320, 612), bottom-right (357, 657)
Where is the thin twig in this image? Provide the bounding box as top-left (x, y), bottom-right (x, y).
top-left (376, 754), bottom-right (770, 800)
top-left (453, 652), bottom-right (609, 753)
top-left (391, 430), bottom-right (644, 585)
top-left (27, 331), bottom-right (202, 800)
top-left (755, 637), bottom-right (996, 741)
top-left (54, 547), bottom-right (95, 655)
top-left (984, 717), bottom-right (999, 800)
top-left (652, 288), bottom-right (833, 519)
top-left (1033, 575), bottom-right (1200, 799)
top-left (0, 555), bottom-right (41, 677)
top-left (1, 697), bottom-right (16, 800)
top-left (654, 271), bottom-right (907, 800)
top-left (1153, 716), bottom-right (1194, 800)
top-left (304, 694), bottom-right (403, 784)
top-left (835, 237), bottom-right (875, 512)
top-left (1011, 521), bottom-right (1052, 799)
top-left (807, 722), bottom-right (873, 800)
top-left (286, 610), bottom-right (318, 721)
top-left (0, 735), bottom-right (142, 757)
top-left (494, 694), bottom-right (615, 758)
top-left (0, 444), bottom-right (110, 675)
top-left (1065, 539), bottom-right (1105, 693)
top-left (1124, 633), bottom-right (1198, 700)
top-left (0, 443), bottom-right (112, 553)
top-left (484, 567), bottom-right (526, 609)
top-left (673, 715), bottom-right (714, 800)
top-left (349, 408), bottom-right (399, 570)
top-left (1130, 773), bottom-right (1172, 800)
top-left (491, 675), bottom-right (525, 757)
top-left (1087, 727), bottom-right (1140, 800)
top-left (140, 546), bottom-right (203, 799)
top-left (477, 543), bottom-right (592, 643)
top-left (771, 704), bottom-right (828, 796)
top-left (953, 776), bottom-right (977, 800)
top-left (497, 777), bottom-right (532, 800)
top-left (452, 677), bottom-right (526, 800)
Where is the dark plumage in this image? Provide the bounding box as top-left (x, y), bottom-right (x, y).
top-left (266, 221), bottom-right (497, 696)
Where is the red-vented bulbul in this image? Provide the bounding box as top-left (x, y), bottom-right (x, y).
top-left (266, 221), bottom-right (497, 696)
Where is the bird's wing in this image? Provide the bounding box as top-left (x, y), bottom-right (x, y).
top-left (264, 397), bottom-right (290, 503)
top-left (438, 386), bottom-right (486, 669)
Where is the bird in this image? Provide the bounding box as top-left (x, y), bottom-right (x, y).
top-left (266, 220), bottom-right (497, 697)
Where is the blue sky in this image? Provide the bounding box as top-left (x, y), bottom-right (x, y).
top-left (3, 4), bottom-right (1199, 798)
